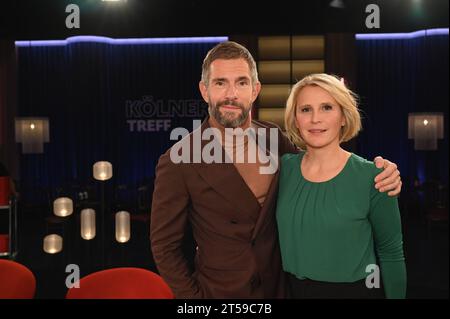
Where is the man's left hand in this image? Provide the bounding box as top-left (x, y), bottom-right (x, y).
top-left (373, 156), bottom-right (402, 197)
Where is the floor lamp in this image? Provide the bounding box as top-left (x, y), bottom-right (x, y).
top-left (93, 161), bottom-right (113, 267)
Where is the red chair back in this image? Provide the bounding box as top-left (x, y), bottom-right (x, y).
top-left (0, 176), bottom-right (10, 205)
top-left (65, 267), bottom-right (174, 299)
top-left (0, 234), bottom-right (9, 254)
top-left (0, 259), bottom-right (36, 299)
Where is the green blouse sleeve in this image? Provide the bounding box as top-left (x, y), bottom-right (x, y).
top-left (369, 169), bottom-right (407, 299)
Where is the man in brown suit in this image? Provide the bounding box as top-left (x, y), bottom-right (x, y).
top-left (150, 41), bottom-right (402, 298)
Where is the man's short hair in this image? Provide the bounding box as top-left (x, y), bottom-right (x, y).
top-left (201, 41), bottom-right (259, 86)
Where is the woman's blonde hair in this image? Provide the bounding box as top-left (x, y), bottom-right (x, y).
top-left (284, 73), bottom-right (361, 149)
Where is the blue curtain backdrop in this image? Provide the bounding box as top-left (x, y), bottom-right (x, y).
top-left (16, 39), bottom-right (222, 203)
top-left (356, 33), bottom-right (449, 187)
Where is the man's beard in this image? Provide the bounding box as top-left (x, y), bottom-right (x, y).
top-left (208, 99), bottom-right (252, 128)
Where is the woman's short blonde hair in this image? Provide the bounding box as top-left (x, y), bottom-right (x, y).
top-left (284, 73), bottom-right (362, 150)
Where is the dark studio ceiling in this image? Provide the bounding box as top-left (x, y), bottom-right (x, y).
top-left (0, 0), bottom-right (448, 40)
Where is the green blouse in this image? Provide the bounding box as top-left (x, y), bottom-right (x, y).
top-left (276, 152), bottom-right (406, 299)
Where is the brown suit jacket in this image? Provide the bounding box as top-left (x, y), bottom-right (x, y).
top-left (150, 117), bottom-right (297, 298)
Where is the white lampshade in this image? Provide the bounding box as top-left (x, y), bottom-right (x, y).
top-left (81, 208), bottom-right (96, 240)
top-left (115, 211), bottom-right (130, 243)
top-left (329, 0), bottom-right (345, 9)
top-left (15, 117), bottom-right (50, 154)
top-left (93, 161), bottom-right (113, 181)
top-left (43, 234), bottom-right (63, 254)
top-left (53, 197), bottom-right (73, 217)
top-left (408, 113), bottom-right (444, 150)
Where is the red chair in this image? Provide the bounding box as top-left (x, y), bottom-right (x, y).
top-left (0, 176), bottom-right (11, 206)
top-left (65, 267), bottom-right (174, 299)
top-left (0, 259), bottom-right (36, 299)
top-left (0, 234), bottom-right (8, 254)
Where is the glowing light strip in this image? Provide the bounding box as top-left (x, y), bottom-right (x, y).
top-left (15, 36), bottom-right (229, 47)
top-left (356, 28), bottom-right (448, 40)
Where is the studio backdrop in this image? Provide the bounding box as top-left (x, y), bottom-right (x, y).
top-left (16, 37), bottom-right (226, 203)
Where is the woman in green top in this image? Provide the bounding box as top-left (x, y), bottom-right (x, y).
top-left (276, 74), bottom-right (406, 299)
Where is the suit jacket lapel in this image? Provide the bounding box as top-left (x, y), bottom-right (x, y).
top-left (251, 170), bottom-right (279, 239)
top-left (194, 162), bottom-right (261, 218)
top-left (250, 123), bottom-right (280, 238)
top-left (192, 118), bottom-right (261, 218)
